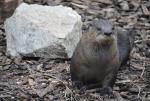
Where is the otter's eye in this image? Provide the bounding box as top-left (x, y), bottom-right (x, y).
top-left (112, 27), bottom-right (115, 31)
top-left (97, 27), bottom-right (102, 31)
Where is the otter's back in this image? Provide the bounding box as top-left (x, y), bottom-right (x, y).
top-left (117, 28), bottom-right (132, 65)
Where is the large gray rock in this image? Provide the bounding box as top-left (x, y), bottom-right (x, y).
top-left (4, 3), bottom-right (82, 58)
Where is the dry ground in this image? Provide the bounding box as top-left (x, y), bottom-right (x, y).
top-left (0, 0), bottom-right (150, 100)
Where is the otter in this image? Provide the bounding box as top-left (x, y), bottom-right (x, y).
top-left (70, 18), bottom-right (133, 95)
top-left (0, 0), bottom-right (19, 24)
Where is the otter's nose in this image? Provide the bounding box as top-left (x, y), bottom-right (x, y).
top-left (104, 32), bottom-right (112, 36)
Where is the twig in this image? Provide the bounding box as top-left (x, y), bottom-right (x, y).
top-left (142, 93), bottom-right (147, 101)
top-left (131, 83), bottom-right (142, 98)
top-left (116, 80), bottom-right (132, 84)
top-left (134, 39), bottom-right (150, 44)
top-left (140, 57), bottom-right (146, 79)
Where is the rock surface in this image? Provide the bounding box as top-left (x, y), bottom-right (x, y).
top-left (4, 3), bottom-right (82, 58)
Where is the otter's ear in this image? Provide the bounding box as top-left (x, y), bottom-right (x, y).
top-left (112, 26), bottom-right (115, 31)
top-left (113, 27), bottom-right (118, 35)
top-left (92, 18), bottom-right (99, 27)
top-left (93, 19), bottom-right (98, 25)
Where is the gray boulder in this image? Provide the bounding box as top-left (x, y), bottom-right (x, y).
top-left (4, 3), bottom-right (82, 58)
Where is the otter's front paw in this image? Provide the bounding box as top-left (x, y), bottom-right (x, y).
top-left (72, 80), bottom-right (84, 89)
top-left (99, 87), bottom-right (114, 98)
top-left (79, 86), bottom-right (87, 94)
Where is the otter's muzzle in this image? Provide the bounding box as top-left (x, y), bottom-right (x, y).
top-left (104, 32), bottom-right (112, 36)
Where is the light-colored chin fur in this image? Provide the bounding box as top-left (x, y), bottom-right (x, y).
top-left (96, 35), bottom-right (116, 45)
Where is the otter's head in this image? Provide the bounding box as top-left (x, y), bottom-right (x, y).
top-left (91, 18), bottom-right (117, 45)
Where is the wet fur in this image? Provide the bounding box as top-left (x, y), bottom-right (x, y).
top-left (70, 26), bottom-right (132, 91)
top-left (70, 29), bottom-right (120, 89)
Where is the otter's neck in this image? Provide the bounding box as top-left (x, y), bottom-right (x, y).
top-left (94, 40), bottom-right (118, 58)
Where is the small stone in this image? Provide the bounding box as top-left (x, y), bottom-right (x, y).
top-left (129, 87), bottom-right (139, 93)
top-left (16, 81), bottom-right (22, 84)
top-left (41, 83), bottom-right (47, 88)
top-left (28, 78), bottom-right (35, 86)
top-left (120, 1), bottom-right (129, 11)
top-left (11, 96), bottom-right (15, 99)
top-left (37, 64), bottom-right (43, 71)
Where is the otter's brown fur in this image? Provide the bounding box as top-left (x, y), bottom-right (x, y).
top-left (70, 19), bottom-right (133, 94)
